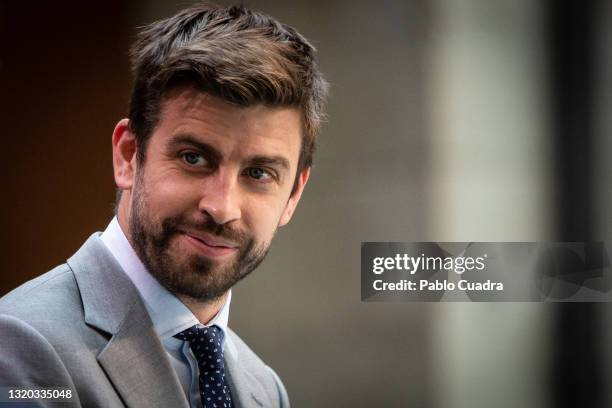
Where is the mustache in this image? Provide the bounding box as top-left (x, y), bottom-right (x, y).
top-left (160, 215), bottom-right (250, 246)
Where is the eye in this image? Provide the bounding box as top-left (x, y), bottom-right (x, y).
top-left (182, 152), bottom-right (207, 166)
top-left (246, 167), bottom-right (272, 180)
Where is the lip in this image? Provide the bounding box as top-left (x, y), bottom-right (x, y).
top-left (181, 232), bottom-right (239, 258)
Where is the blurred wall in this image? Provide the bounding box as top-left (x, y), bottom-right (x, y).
top-left (427, 1), bottom-right (552, 407)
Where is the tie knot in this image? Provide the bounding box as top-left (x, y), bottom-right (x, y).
top-left (174, 324), bottom-right (224, 344)
top-left (174, 325), bottom-right (225, 368)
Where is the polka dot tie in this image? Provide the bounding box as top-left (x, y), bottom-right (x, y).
top-left (174, 325), bottom-right (234, 408)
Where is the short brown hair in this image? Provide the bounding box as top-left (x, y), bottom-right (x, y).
top-left (128, 2), bottom-right (328, 173)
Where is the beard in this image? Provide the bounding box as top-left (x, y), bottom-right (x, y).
top-left (128, 173), bottom-right (270, 303)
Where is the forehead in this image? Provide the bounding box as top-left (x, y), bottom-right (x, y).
top-left (152, 86), bottom-right (303, 163)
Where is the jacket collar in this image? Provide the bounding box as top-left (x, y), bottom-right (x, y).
top-left (67, 233), bottom-right (189, 408)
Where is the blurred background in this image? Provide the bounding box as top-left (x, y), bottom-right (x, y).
top-left (1, 0), bottom-right (610, 407)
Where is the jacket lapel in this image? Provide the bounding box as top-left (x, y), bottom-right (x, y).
top-left (224, 337), bottom-right (273, 408)
top-left (98, 299), bottom-right (189, 408)
top-left (68, 233), bottom-right (189, 408)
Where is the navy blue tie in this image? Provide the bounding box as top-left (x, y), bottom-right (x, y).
top-left (174, 325), bottom-right (234, 408)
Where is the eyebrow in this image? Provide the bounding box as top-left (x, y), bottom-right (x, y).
top-left (166, 133), bottom-right (291, 172)
top-left (166, 134), bottom-right (222, 163)
top-left (248, 156), bottom-right (290, 173)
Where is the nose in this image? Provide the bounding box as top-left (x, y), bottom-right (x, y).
top-left (198, 170), bottom-right (241, 225)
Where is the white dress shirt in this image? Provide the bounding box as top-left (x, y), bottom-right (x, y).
top-left (101, 217), bottom-right (237, 408)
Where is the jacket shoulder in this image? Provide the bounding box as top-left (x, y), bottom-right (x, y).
top-left (0, 264), bottom-right (79, 314)
top-left (0, 263), bottom-right (90, 344)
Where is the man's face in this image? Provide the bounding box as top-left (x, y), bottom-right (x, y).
top-left (123, 86), bottom-right (306, 303)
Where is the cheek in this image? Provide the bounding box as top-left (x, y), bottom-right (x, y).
top-left (143, 174), bottom-right (201, 218)
top-left (243, 198), bottom-right (287, 240)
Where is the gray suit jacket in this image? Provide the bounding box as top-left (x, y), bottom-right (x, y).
top-left (0, 234), bottom-right (289, 408)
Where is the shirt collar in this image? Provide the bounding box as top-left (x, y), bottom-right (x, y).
top-left (100, 216), bottom-right (236, 356)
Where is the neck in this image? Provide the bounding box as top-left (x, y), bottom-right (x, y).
top-left (177, 293), bottom-right (228, 325)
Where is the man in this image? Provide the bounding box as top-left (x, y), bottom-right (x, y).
top-left (0, 3), bottom-right (327, 408)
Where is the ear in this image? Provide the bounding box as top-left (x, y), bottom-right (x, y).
top-left (279, 166), bottom-right (311, 226)
top-left (112, 119), bottom-right (137, 190)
